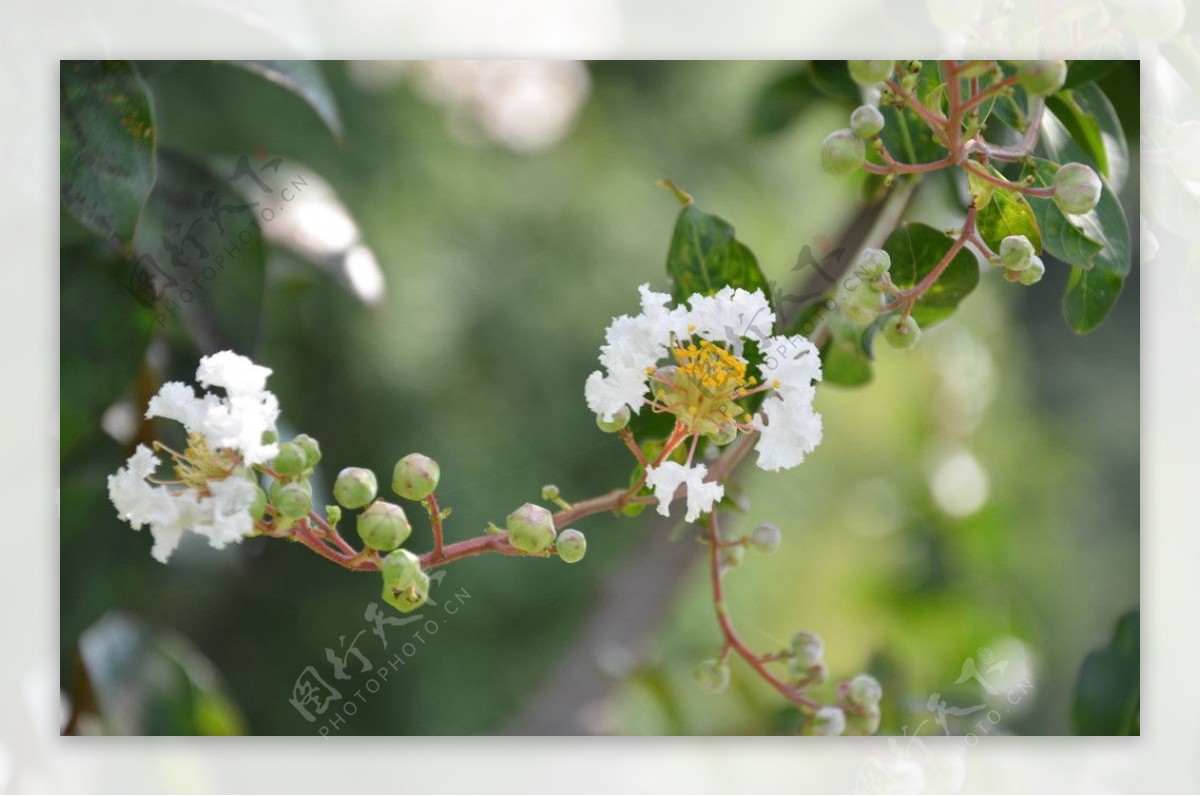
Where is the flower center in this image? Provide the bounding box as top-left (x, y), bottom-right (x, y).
top-left (655, 339), bottom-right (756, 438)
top-left (672, 340), bottom-right (752, 395)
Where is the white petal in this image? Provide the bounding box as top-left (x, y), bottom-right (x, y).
top-left (193, 476), bottom-right (258, 549)
top-left (757, 334), bottom-right (822, 400)
top-left (645, 461), bottom-right (725, 523)
top-left (196, 350), bottom-right (273, 396)
top-left (687, 287), bottom-right (775, 344)
top-left (145, 382), bottom-right (205, 430)
top-left (753, 395), bottom-right (823, 472)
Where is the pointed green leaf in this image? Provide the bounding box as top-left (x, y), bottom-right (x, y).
top-left (664, 198), bottom-right (772, 307)
top-left (227, 60), bottom-right (344, 142)
top-left (882, 222), bottom-right (980, 327)
top-left (1062, 60), bottom-right (1120, 90)
top-left (820, 322), bottom-right (873, 387)
top-left (60, 61), bottom-right (157, 252)
top-left (1045, 81), bottom-right (1129, 190)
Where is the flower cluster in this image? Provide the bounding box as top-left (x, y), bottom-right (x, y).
top-left (585, 285), bottom-right (823, 521)
top-left (107, 351), bottom-right (277, 563)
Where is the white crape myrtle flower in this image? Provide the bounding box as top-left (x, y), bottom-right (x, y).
top-left (585, 284), bottom-right (823, 519)
top-left (108, 351), bottom-right (279, 563)
top-left (645, 461), bottom-right (725, 523)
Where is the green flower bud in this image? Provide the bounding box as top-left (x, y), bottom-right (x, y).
top-left (1016, 60), bottom-right (1067, 96)
top-left (357, 500), bottom-right (413, 551)
top-left (750, 523), bottom-right (782, 554)
top-left (847, 673), bottom-right (883, 707)
top-left (334, 466), bottom-right (378, 509)
top-left (1053, 162), bottom-right (1102, 215)
top-left (850, 104), bottom-right (885, 139)
top-left (855, 248), bottom-right (891, 279)
top-left (790, 630), bottom-right (825, 669)
top-left (694, 658), bottom-right (730, 694)
top-left (541, 484), bottom-right (561, 502)
top-left (292, 433), bottom-right (322, 468)
top-left (249, 484), bottom-right (268, 520)
top-left (380, 548), bottom-right (424, 588)
top-left (269, 477), bottom-right (310, 504)
top-left (708, 422), bottom-right (738, 446)
top-left (811, 706), bottom-right (847, 736)
top-left (843, 704), bottom-right (882, 736)
top-left (842, 283), bottom-right (884, 324)
top-left (555, 529), bottom-right (587, 563)
top-left (884, 315), bottom-right (921, 350)
top-left (596, 405), bottom-right (631, 433)
top-left (718, 544), bottom-right (745, 570)
top-left (820, 129), bottom-right (866, 176)
top-left (506, 502), bottom-right (556, 554)
top-left (1018, 255), bottom-right (1045, 285)
top-left (273, 482), bottom-right (312, 519)
top-left (271, 442), bottom-right (307, 477)
top-left (261, 428), bottom-right (279, 445)
top-left (999, 234), bottom-right (1035, 271)
top-left (382, 573), bottom-right (430, 614)
top-left (392, 453), bottom-right (440, 501)
top-left (848, 60), bottom-right (895, 85)
top-left (325, 505), bottom-right (342, 526)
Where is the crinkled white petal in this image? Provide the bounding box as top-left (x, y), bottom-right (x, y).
top-left (107, 446), bottom-right (173, 530)
top-left (687, 286), bottom-right (775, 344)
top-left (192, 476), bottom-right (258, 549)
top-left (148, 488), bottom-right (204, 564)
top-left (753, 395), bottom-right (823, 472)
top-left (145, 382), bottom-right (206, 430)
top-left (645, 461), bottom-right (725, 523)
top-left (195, 392), bottom-right (280, 466)
top-left (196, 350), bottom-right (273, 396)
top-left (757, 334), bottom-right (822, 401)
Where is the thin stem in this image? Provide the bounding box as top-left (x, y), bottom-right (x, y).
top-left (886, 205), bottom-right (977, 310)
top-left (427, 491), bottom-right (445, 559)
top-left (706, 513), bottom-right (822, 713)
top-left (884, 77), bottom-right (948, 136)
top-left (618, 427), bottom-right (647, 465)
top-left (961, 159), bottom-right (1054, 197)
top-left (960, 75), bottom-right (1018, 114)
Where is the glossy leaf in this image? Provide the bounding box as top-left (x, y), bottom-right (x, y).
top-left (883, 222), bottom-right (980, 327)
top-left (1045, 81), bottom-right (1129, 190)
top-left (664, 196), bottom-right (772, 308)
top-left (131, 149), bottom-right (267, 352)
top-left (820, 320), bottom-right (872, 387)
top-left (875, 62), bottom-right (950, 166)
top-left (1062, 60), bottom-right (1121, 90)
top-left (60, 61), bottom-right (157, 252)
top-left (227, 60), bottom-right (344, 142)
top-left (974, 165), bottom-right (1043, 254)
top-left (1072, 609), bottom-right (1139, 735)
top-left (60, 242), bottom-right (156, 459)
top-left (77, 612), bottom-right (245, 735)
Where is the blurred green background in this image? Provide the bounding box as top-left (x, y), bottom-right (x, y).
top-left (60, 61), bottom-right (1139, 735)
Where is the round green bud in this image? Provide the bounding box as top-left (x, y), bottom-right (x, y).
top-left (249, 484), bottom-right (268, 520)
top-left (1016, 60), bottom-right (1067, 96)
top-left (334, 466), bottom-right (378, 509)
top-left (847, 673), bottom-right (883, 707)
top-left (843, 704), bottom-right (882, 736)
top-left (811, 706), bottom-right (847, 736)
top-left (790, 630), bottom-right (825, 669)
top-left (842, 284), bottom-right (884, 324)
top-left (292, 433), bottom-right (322, 468)
top-left (269, 477), bottom-right (310, 504)
top-left (855, 248), bottom-right (891, 280)
top-left (596, 405), bottom-right (631, 433)
top-left (555, 529), bottom-right (587, 563)
top-left (325, 505), bottom-right (342, 526)
top-left (750, 523), bottom-right (782, 554)
top-left (261, 428), bottom-right (278, 445)
top-left (694, 658), bottom-right (730, 695)
top-left (999, 235), bottom-right (1035, 271)
top-left (506, 502), bottom-right (556, 554)
top-left (380, 548), bottom-right (424, 588)
top-left (884, 315), bottom-right (921, 350)
top-left (848, 60), bottom-right (895, 85)
top-left (718, 544), bottom-right (745, 570)
top-left (392, 453), bottom-right (440, 501)
top-left (820, 129), bottom-right (866, 176)
top-left (357, 500), bottom-right (413, 551)
top-left (271, 442), bottom-right (307, 477)
top-left (1053, 162), bottom-right (1102, 215)
top-left (849, 104), bottom-right (885, 139)
top-left (1018, 255), bottom-right (1045, 285)
top-left (541, 484), bottom-right (561, 502)
top-left (273, 482), bottom-right (312, 519)
top-left (382, 573), bottom-right (430, 614)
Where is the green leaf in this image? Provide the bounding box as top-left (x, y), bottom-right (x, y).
top-left (60, 61), bottom-right (157, 252)
top-left (1062, 60), bottom-right (1121, 90)
top-left (664, 197), bottom-right (772, 308)
top-left (974, 166), bottom-right (1043, 254)
top-left (874, 62), bottom-right (950, 166)
top-left (750, 68), bottom-right (822, 135)
top-left (76, 613), bottom-right (246, 735)
top-left (882, 222), bottom-right (980, 327)
top-left (1072, 609), bottom-right (1139, 735)
top-left (132, 149), bottom-right (267, 352)
top-left (60, 241), bottom-right (156, 459)
top-left (820, 321), bottom-right (872, 387)
top-left (1045, 81), bottom-right (1129, 190)
top-left (807, 60), bottom-right (861, 102)
top-left (226, 60), bottom-right (344, 142)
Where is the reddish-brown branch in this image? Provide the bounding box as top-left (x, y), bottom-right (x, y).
top-left (960, 75), bottom-right (1018, 114)
top-left (886, 204), bottom-right (977, 312)
top-left (961, 159), bottom-right (1054, 198)
top-left (427, 492), bottom-right (445, 558)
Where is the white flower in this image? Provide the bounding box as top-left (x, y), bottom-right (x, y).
top-left (145, 351), bottom-right (280, 465)
top-left (645, 462), bottom-right (725, 523)
top-left (686, 285), bottom-right (775, 343)
top-left (192, 476), bottom-right (259, 549)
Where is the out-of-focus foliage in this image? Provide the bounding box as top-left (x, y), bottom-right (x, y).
top-left (60, 61), bottom-right (1139, 735)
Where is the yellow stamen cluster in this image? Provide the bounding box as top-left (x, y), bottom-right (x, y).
top-left (672, 339), bottom-right (753, 395)
top-left (165, 433), bottom-right (240, 489)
